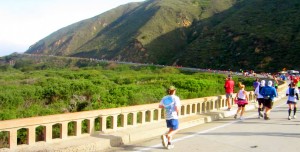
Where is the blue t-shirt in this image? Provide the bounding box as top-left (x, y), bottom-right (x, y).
top-left (159, 95), bottom-right (181, 120)
top-left (261, 86), bottom-right (277, 100)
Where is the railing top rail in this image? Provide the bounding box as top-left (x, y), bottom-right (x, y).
top-left (0, 97), bottom-right (203, 129)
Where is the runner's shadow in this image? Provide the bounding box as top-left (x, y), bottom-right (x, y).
top-left (180, 131), bottom-right (300, 138)
top-left (113, 145), bottom-right (167, 151)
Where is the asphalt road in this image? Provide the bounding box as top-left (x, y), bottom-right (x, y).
top-left (104, 96), bottom-right (300, 152)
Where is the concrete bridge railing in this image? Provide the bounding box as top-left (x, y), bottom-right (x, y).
top-left (0, 81), bottom-right (286, 150)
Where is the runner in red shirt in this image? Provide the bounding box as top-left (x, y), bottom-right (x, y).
top-left (293, 76), bottom-right (299, 84)
top-left (224, 75), bottom-right (235, 111)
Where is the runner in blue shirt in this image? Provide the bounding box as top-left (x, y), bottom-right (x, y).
top-left (159, 86), bottom-right (181, 149)
top-left (260, 81), bottom-right (277, 120)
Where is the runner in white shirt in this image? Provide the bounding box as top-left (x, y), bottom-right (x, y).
top-left (286, 82), bottom-right (299, 120)
top-left (255, 80), bottom-right (266, 118)
top-left (159, 86), bottom-right (181, 149)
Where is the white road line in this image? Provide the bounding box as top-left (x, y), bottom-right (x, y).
top-left (136, 101), bottom-right (286, 152)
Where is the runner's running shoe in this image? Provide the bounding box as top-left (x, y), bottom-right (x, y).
top-left (161, 135), bottom-right (168, 148)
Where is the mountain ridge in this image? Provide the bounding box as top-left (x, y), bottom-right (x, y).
top-left (26, 0), bottom-right (300, 72)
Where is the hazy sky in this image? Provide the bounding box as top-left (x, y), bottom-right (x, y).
top-left (0, 0), bottom-right (145, 57)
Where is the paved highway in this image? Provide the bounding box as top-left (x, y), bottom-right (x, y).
top-left (104, 96), bottom-right (300, 152)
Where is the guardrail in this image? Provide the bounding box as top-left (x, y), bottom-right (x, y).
top-left (0, 80), bottom-right (286, 150)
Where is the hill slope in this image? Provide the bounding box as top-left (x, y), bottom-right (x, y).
top-left (177, 0), bottom-right (300, 72)
top-left (26, 0), bottom-right (300, 72)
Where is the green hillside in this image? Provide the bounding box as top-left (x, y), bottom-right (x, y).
top-left (27, 2), bottom-right (142, 56)
top-left (26, 0), bottom-right (300, 72)
top-left (177, 0), bottom-right (300, 72)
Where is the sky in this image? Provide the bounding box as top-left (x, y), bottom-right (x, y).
top-left (0, 0), bottom-right (145, 57)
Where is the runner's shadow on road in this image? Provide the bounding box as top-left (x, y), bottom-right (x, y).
top-left (111, 145), bottom-right (166, 151)
top-left (234, 118), bottom-right (300, 126)
top-left (237, 121), bottom-right (300, 126)
top-left (196, 116), bottom-right (300, 125)
top-left (180, 131), bottom-right (300, 138)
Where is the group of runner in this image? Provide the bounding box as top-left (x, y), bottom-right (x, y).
top-left (158, 74), bottom-right (300, 149)
top-left (253, 79), bottom-right (278, 120)
top-left (229, 76), bottom-right (278, 120)
top-left (225, 74), bottom-right (300, 121)
top-left (254, 76), bottom-right (300, 120)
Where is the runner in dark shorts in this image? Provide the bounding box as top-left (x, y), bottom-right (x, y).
top-left (260, 81), bottom-right (277, 120)
top-left (257, 98), bottom-right (264, 106)
top-left (254, 80), bottom-right (266, 118)
top-left (263, 98), bottom-right (273, 110)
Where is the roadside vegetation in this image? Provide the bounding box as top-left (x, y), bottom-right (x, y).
top-left (0, 55), bottom-right (254, 121)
